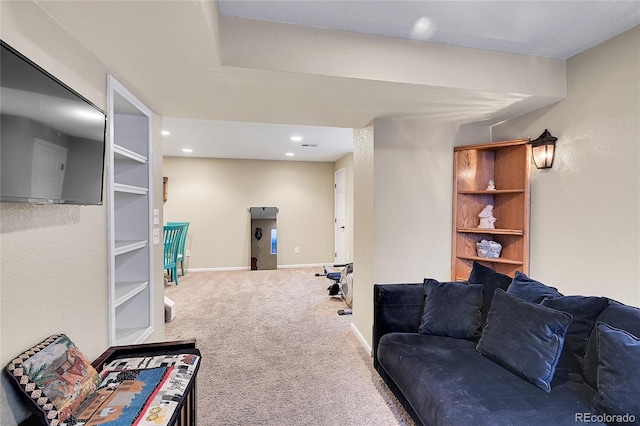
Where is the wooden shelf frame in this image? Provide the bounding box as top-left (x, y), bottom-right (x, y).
top-left (457, 228), bottom-right (524, 236)
top-left (458, 189), bottom-right (525, 195)
top-left (456, 254), bottom-right (524, 266)
top-left (452, 139), bottom-right (531, 280)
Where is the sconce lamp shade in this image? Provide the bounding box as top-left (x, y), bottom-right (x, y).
top-left (530, 129), bottom-right (557, 169)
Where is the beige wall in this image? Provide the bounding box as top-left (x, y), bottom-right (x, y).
top-left (352, 127), bottom-right (375, 348)
top-left (372, 118), bottom-right (457, 283)
top-left (492, 26), bottom-right (640, 305)
top-left (0, 3), bottom-right (165, 424)
top-left (351, 25), bottom-right (640, 352)
top-left (221, 15), bottom-right (567, 100)
top-left (162, 157), bottom-right (335, 269)
top-left (150, 119), bottom-right (166, 343)
top-left (352, 118), bottom-right (460, 353)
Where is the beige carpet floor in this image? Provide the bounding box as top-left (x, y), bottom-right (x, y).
top-left (164, 268), bottom-right (414, 426)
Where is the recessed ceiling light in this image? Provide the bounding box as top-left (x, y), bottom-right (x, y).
top-left (412, 16), bottom-right (436, 39)
top-left (162, 130), bottom-right (171, 136)
top-left (290, 136), bottom-right (302, 142)
top-left (182, 148), bottom-right (193, 153)
top-left (285, 152), bottom-right (295, 157)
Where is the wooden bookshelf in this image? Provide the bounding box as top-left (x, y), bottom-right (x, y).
top-left (452, 139), bottom-right (531, 280)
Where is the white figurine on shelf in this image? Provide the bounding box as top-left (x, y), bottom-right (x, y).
top-left (486, 180), bottom-right (496, 190)
top-left (478, 205), bottom-right (497, 229)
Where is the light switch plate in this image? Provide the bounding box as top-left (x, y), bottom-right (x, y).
top-left (153, 228), bottom-right (160, 244)
top-left (153, 209), bottom-right (160, 225)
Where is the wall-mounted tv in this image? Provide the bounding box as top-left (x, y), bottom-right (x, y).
top-left (1, 40), bottom-right (106, 205)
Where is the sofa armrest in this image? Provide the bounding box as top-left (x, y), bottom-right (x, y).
top-left (372, 283), bottom-right (424, 367)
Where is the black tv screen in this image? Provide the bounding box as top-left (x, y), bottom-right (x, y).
top-left (1, 40), bottom-right (106, 205)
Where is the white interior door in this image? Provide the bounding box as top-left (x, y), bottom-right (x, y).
top-left (334, 168), bottom-right (346, 263)
top-left (31, 138), bottom-right (67, 200)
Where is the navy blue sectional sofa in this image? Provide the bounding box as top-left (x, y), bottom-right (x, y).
top-left (373, 263), bottom-right (640, 426)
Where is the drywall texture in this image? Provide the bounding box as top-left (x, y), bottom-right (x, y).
top-left (151, 118), bottom-right (166, 343)
top-left (0, 3), bottom-right (165, 424)
top-left (221, 15), bottom-right (566, 98)
top-left (352, 118), bottom-right (459, 351)
top-left (162, 157), bottom-right (335, 269)
top-left (352, 127), bottom-right (375, 352)
top-left (372, 117), bottom-right (456, 284)
top-left (493, 26), bottom-right (640, 306)
top-left (0, 204), bottom-right (108, 423)
top-left (0, 5), bottom-right (108, 424)
top-left (219, 15), bottom-right (566, 128)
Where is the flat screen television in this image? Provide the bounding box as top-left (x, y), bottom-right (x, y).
top-left (1, 40), bottom-right (106, 205)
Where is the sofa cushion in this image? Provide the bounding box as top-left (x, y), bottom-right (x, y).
top-left (506, 271), bottom-right (562, 303)
top-left (592, 323), bottom-right (640, 420)
top-left (372, 283), bottom-right (425, 366)
top-left (468, 261), bottom-right (512, 326)
top-left (4, 334), bottom-right (101, 424)
top-left (476, 289), bottom-right (573, 392)
top-left (419, 279), bottom-right (483, 339)
top-left (377, 332), bottom-right (601, 426)
top-left (583, 301), bottom-right (640, 389)
top-left (540, 296), bottom-right (609, 384)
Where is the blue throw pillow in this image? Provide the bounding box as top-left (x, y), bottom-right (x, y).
top-left (506, 271), bottom-right (562, 303)
top-left (468, 261), bottom-right (513, 327)
top-left (419, 279), bottom-right (483, 339)
top-left (592, 323), bottom-right (640, 421)
top-left (476, 289), bottom-right (573, 392)
top-left (583, 301), bottom-right (640, 389)
top-left (540, 296), bottom-right (609, 384)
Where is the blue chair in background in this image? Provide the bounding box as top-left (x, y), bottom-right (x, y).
top-left (167, 221), bottom-right (190, 276)
top-left (163, 224), bottom-right (183, 285)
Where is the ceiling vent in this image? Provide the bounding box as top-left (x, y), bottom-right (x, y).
top-left (301, 143), bottom-right (318, 148)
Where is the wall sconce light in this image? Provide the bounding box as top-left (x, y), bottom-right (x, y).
top-left (530, 129), bottom-right (557, 169)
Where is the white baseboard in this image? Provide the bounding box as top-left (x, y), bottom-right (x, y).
top-left (185, 266), bottom-right (250, 272)
top-left (351, 322), bottom-right (372, 356)
top-left (278, 263), bottom-right (326, 269)
top-left (185, 263), bottom-right (325, 273)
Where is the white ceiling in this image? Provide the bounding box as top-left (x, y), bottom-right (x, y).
top-left (219, 0), bottom-right (640, 60)
top-left (163, 118), bottom-right (353, 161)
top-left (27, 0), bottom-right (640, 162)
